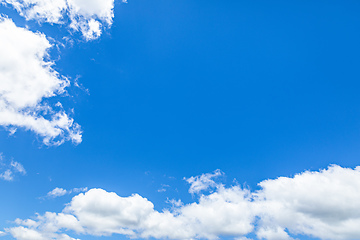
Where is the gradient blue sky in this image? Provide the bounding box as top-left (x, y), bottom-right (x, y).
top-left (1, 1), bottom-right (360, 240)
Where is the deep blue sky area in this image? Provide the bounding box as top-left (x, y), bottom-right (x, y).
top-left (1, 0), bottom-right (360, 239)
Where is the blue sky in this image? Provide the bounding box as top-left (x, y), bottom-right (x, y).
top-left (1, 0), bottom-right (360, 240)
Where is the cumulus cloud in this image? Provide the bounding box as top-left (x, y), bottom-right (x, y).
top-left (185, 169), bottom-right (223, 194)
top-left (1, 0), bottom-right (126, 40)
top-left (0, 17), bottom-right (82, 145)
top-left (7, 165), bottom-right (360, 240)
top-left (255, 165), bottom-right (360, 240)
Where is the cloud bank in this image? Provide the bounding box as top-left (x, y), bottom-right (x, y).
top-left (1, 0), bottom-right (125, 40)
top-left (6, 165), bottom-right (360, 240)
top-left (0, 17), bottom-right (81, 145)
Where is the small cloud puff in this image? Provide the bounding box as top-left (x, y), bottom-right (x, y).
top-left (185, 169), bottom-right (223, 194)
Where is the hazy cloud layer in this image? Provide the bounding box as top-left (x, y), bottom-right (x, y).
top-left (6, 165), bottom-right (360, 240)
top-left (1, 0), bottom-right (126, 40)
top-left (0, 17), bottom-right (81, 145)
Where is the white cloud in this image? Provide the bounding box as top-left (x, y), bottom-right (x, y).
top-left (1, 0), bottom-right (68, 24)
top-left (0, 0), bottom-right (126, 40)
top-left (67, 0), bottom-right (114, 40)
top-left (185, 169), bottom-right (223, 194)
top-left (157, 184), bottom-right (170, 193)
top-left (235, 237), bottom-right (253, 240)
top-left (46, 187), bottom-right (87, 198)
top-left (11, 161), bottom-right (26, 175)
top-left (6, 187), bottom-right (254, 239)
top-left (7, 165), bottom-right (360, 240)
top-left (0, 17), bottom-right (82, 145)
top-left (71, 187), bottom-right (88, 194)
top-left (0, 154), bottom-right (26, 181)
top-left (0, 169), bottom-right (14, 181)
top-left (166, 198), bottom-right (183, 208)
top-left (8, 225), bottom-right (80, 240)
top-left (47, 188), bottom-right (68, 198)
top-left (255, 165), bottom-right (360, 240)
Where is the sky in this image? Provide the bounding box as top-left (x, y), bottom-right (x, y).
top-left (1, 0), bottom-right (360, 239)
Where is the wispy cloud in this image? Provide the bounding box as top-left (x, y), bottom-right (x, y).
top-left (157, 184), bottom-right (170, 193)
top-left (7, 165), bottom-right (360, 240)
top-left (0, 169), bottom-right (14, 181)
top-left (46, 187), bottom-right (88, 199)
top-left (185, 169), bottom-right (223, 194)
top-left (11, 161), bottom-right (26, 175)
top-left (0, 154), bottom-right (26, 182)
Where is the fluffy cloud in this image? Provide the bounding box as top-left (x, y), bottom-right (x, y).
top-left (0, 17), bottom-right (81, 145)
top-left (5, 188), bottom-right (254, 240)
top-left (7, 165), bottom-right (360, 240)
top-left (255, 165), bottom-right (360, 240)
top-left (1, 0), bottom-right (125, 40)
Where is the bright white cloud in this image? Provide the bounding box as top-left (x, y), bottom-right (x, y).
top-left (0, 17), bottom-right (82, 145)
top-left (67, 0), bottom-right (114, 40)
top-left (185, 169), bottom-right (223, 194)
top-left (0, 0), bottom-right (126, 40)
top-left (7, 165), bottom-right (360, 240)
top-left (255, 165), bottom-right (360, 240)
top-left (9, 225), bottom-right (80, 240)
